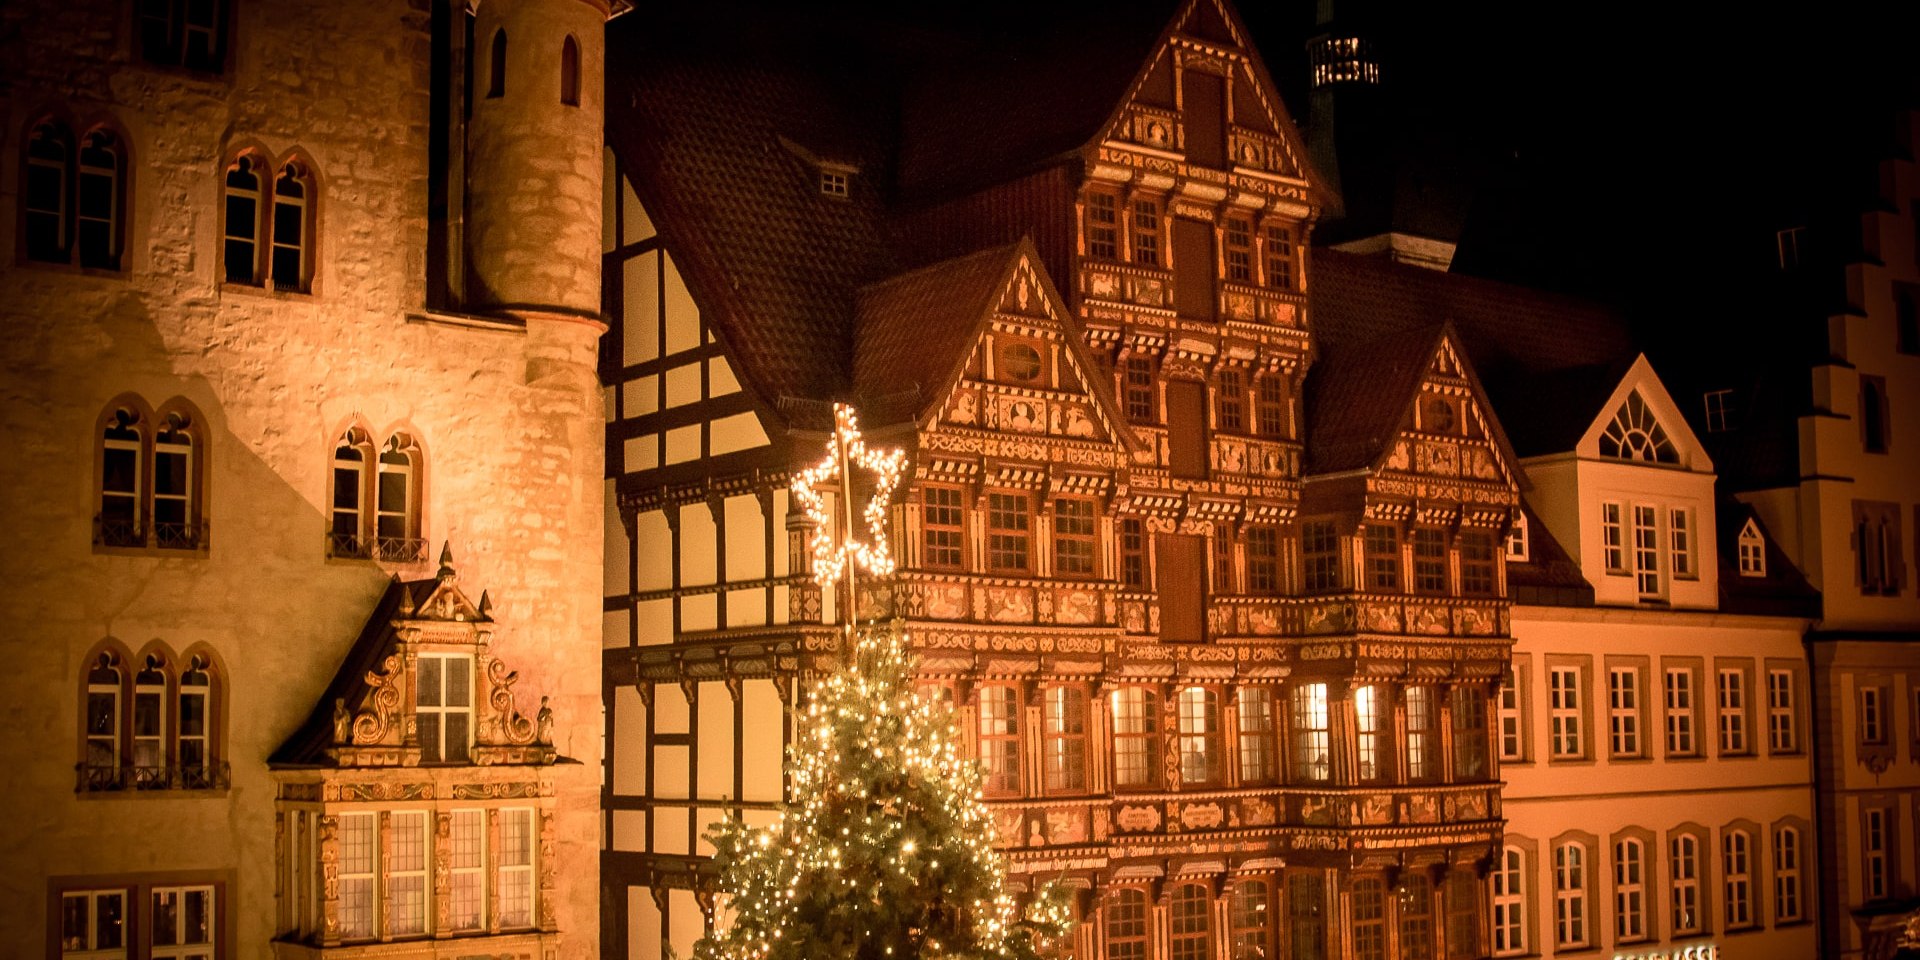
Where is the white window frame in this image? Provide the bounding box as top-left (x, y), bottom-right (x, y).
top-left (1665, 667), bottom-right (1697, 756)
top-left (86, 660), bottom-right (122, 777)
top-left (269, 163), bottom-right (310, 291)
top-left (1608, 667), bottom-right (1641, 757)
top-left (1491, 846), bottom-right (1525, 956)
top-left (1669, 507), bottom-right (1695, 579)
top-left (374, 437), bottom-right (417, 549)
top-left (1550, 667), bottom-right (1583, 759)
top-left (1406, 685), bottom-right (1435, 779)
top-left (1554, 842), bottom-right (1588, 948)
top-left (976, 684), bottom-right (1020, 795)
top-left (1174, 686), bottom-right (1220, 787)
top-left (149, 885), bottom-right (215, 960)
top-left (132, 664), bottom-right (167, 781)
top-left (1355, 684), bottom-right (1383, 780)
top-left (151, 426), bottom-right (193, 542)
top-left (1671, 834), bottom-right (1703, 936)
top-left (1862, 685), bottom-right (1887, 745)
top-left (1718, 668), bottom-right (1748, 755)
top-left (60, 888), bottom-right (129, 960)
top-left (450, 808), bottom-right (487, 932)
top-left (1110, 687), bottom-right (1157, 789)
top-left (1602, 502), bottom-right (1626, 573)
top-left (1767, 669), bottom-right (1797, 753)
top-left (1774, 826), bottom-right (1802, 923)
top-left (339, 811), bottom-right (377, 940)
top-left (1043, 685), bottom-right (1089, 793)
top-left (1724, 830), bottom-right (1753, 928)
top-left (1737, 519), bottom-right (1766, 577)
top-left (1632, 504), bottom-right (1662, 597)
top-left (1614, 838), bottom-right (1646, 941)
top-left (1506, 512), bottom-right (1529, 562)
top-left (1497, 669), bottom-right (1525, 762)
top-left (499, 807), bottom-right (536, 929)
top-left (389, 810), bottom-right (430, 937)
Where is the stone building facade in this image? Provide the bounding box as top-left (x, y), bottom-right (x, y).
top-left (0, 0), bottom-right (611, 957)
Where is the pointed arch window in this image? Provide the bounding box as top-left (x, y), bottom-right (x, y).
top-left (84, 653), bottom-right (124, 792)
top-left (560, 35), bottom-right (580, 106)
top-left (1599, 392), bottom-right (1679, 463)
top-left (223, 154), bottom-right (317, 292)
top-left (271, 162), bottom-right (312, 291)
top-left (77, 130), bottom-right (125, 270)
top-left (330, 428), bottom-right (371, 558)
top-left (376, 433), bottom-right (424, 559)
top-left (25, 120), bottom-right (73, 263)
top-left (177, 655), bottom-right (213, 788)
top-left (95, 403), bottom-right (204, 552)
top-left (100, 408), bottom-right (144, 547)
top-left (151, 412), bottom-right (197, 549)
top-left (132, 655), bottom-right (169, 789)
top-left (223, 155), bottom-right (264, 284)
top-left (487, 29), bottom-right (507, 98)
top-left (1737, 519), bottom-right (1766, 577)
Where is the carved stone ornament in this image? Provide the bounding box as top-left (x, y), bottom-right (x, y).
top-left (487, 658), bottom-right (538, 745)
top-left (351, 654), bottom-right (403, 745)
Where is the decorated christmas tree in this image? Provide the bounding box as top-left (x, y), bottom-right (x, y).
top-left (692, 405), bottom-right (1071, 960)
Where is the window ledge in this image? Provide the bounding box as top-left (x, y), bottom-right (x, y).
top-left (407, 309), bottom-right (530, 333)
top-left (220, 281), bottom-right (316, 302)
top-left (77, 787), bottom-right (231, 800)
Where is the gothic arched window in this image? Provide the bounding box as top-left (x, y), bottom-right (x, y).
top-left (330, 428), bottom-right (372, 558)
top-left (560, 35), bottom-right (580, 106)
top-left (178, 654), bottom-right (215, 788)
top-left (1599, 391), bottom-right (1679, 463)
top-left (375, 433), bottom-right (424, 560)
top-left (271, 161), bottom-right (313, 292)
top-left (83, 651), bottom-right (125, 791)
top-left (25, 120), bottom-right (73, 263)
top-left (488, 30), bottom-right (507, 98)
top-left (99, 407), bottom-right (144, 547)
top-left (76, 129), bottom-right (126, 270)
top-left (151, 410), bottom-right (199, 549)
top-left (132, 655), bottom-right (169, 789)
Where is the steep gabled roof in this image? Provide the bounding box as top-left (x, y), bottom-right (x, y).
top-left (854, 244), bottom-right (1018, 421)
top-left (1301, 324), bottom-right (1442, 475)
top-left (1507, 500), bottom-right (1595, 607)
top-left (1717, 499), bottom-right (1821, 618)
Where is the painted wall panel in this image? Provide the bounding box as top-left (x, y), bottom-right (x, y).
top-left (602, 608), bottom-right (629, 650)
top-left (697, 684), bottom-right (735, 799)
top-left (635, 511), bottom-right (672, 591)
top-left (663, 253), bottom-right (700, 355)
top-left (724, 494), bottom-right (765, 582)
top-left (634, 598), bottom-right (672, 645)
top-left (653, 745), bottom-right (690, 799)
top-left (623, 252), bottom-right (660, 365)
top-left (680, 593), bottom-right (718, 632)
top-left (709, 412), bottom-right (769, 457)
top-left (668, 889), bottom-right (704, 958)
top-left (665, 363), bottom-right (701, 407)
top-left (611, 810), bottom-right (647, 851)
top-left (630, 886), bottom-right (661, 960)
top-left (679, 506), bottom-right (717, 586)
top-left (652, 807), bottom-right (690, 855)
top-left (612, 685), bottom-right (648, 793)
top-left (655, 684), bottom-right (690, 734)
top-left (665, 424), bottom-right (701, 464)
top-left (726, 589), bottom-right (765, 628)
top-left (742, 679), bottom-right (784, 803)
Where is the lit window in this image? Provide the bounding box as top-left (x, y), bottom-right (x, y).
top-left (977, 685), bottom-right (1020, 795)
top-left (1291, 683), bottom-right (1330, 782)
top-left (389, 811), bottom-right (430, 936)
top-left (177, 655), bottom-right (215, 789)
top-left (416, 653), bottom-right (473, 763)
top-left (1041, 686), bottom-right (1087, 793)
top-left (817, 170), bottom-right (848, 197)
top-left (1632, 504), bottom-right (1662, 598)
top-left (1506, 512), bottom-right (1529, 562)
top-left (1353, 878), bottom-right (1386, 960)
top-left (1599, 392), bottom-right (1679, 464)
top-left (1216, 368), bottom-right (1246, 432)
top-left (1398, 875), bottom-right (1434, 960)
top-left (133, 656), bottom-right (167, 789)
top-left (1264, 223), bottom-right (1295, 290)
top-left (137, 0), bottom-right (227, 72)
top-left (1289, 872), bottom-right (1325, 960)
top-left (83, 653), bottom-right (123, 792)
top-left (1354, 684), bottom-right (1384, 781)
top-left (1550, 667), bottom-right (1583, 759)
top-left (1718, 668), bottom-right (1748, 755)
top-left (339, 812), bottom-right (377, 940)
top-left (1865, 808), bottom-right (1890, 900)
top-left (1554, 842), bottom-right (1588, 947)
top-left (1169, 883), bottom-right (1211, 960)
top-left (1665, 667), bottom-right (1697, 756)
top-left (1131, 198), bottom-right (1161, 266)
top-left (25, 121), bottom-right (72, 263)
top-left (1412, 527), bottom-right (1447, 594)
top-left (1614, 839), bottom-right (1646, 941)
top-left (1767, 670), bottom-right (1797, 753)
top-left (1105, 888), bottom-right (1148, 960)
top-left (1175, 686), bottom-right (1221, 786)
top-left (1497, 668), bottom-right (1524, 762)
top-left (1123, 356), bottom-right (1156, 422)
top-left (985, 492), bottom-right (1030, 573)
top-left (1246, 526), bottom-right (1278, 593)
top-left (922, 486), bottom-right (964, 569)
top-left (1109, 687), bottom-right (1158, 790)
top-left (1224, 217), bottom-right (1252, 283)
top-left (1774, 826), bottom-right (1802, 923)
top-left (1302, 521), bottom-right (1340, 593)
top-left (1052, 498), bottom-right (1096, 577)
top-left (1364, 524), bottom-right (1400, 592)
top-left (1406, 686), bottom-right (1435, 780)
top-left (1723, 830), bottom-right (1753, 928)
top-left (60, 888), bottom-right (128, 958)
top-left (1737, 519), bottom-right (1766, 577)
top-left (1084, 192), bottom-right (1117, 259)
top-left (1608, 667), bottom-right (1641, 757)
top-left (1669, 508), bottom-right (1694, 579)
top-left (1237, 687), bottom-right (1275, 783)
top-left (1602, 502), bottom-right (1626, 573)
top-left (1210, 531), bottom-right (1234, 595)
top-left (1670, 834), bottom-right (1702, 935)
top-left (1703, 389), bottom-right (1736, 432)
top-left (499, 808), bottom-right (536, 928)
top-left (449, 809), bottom-right (486, 932)
top-left (1231, 881), bottom-right (1272, 959)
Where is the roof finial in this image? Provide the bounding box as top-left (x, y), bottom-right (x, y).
top-left (478, 590), bottom-right (493, 619)
top-left (438, 541), bottom-right (456, 579)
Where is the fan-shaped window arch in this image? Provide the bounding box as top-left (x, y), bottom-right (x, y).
top-left (24, 119), bottom-right (74, 263)
top-left (560, 35), bottom-right (580, 106)
top-left (487, 29), bottom-right (507, 98)
top-left (1599, 392), bottom-right (1679, 464)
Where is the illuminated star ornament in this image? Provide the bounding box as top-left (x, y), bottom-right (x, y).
top-left (790, 403), bottom-right (907, 620)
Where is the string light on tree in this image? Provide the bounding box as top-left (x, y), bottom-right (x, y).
top-left (693, 402), bottom-right (1070, 960)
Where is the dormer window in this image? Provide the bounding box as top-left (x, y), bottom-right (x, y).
top-left (819, 169), bottom-right (848, 198)
top-left (1737, 519), bottom-right (1766, 578)
top-left (1599, 392), bottom-right (1678, 464)
top-left (416, 652), bottom-right (474, 763)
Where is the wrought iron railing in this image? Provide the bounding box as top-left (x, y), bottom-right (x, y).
top-left (94, 518), bottom-right (208, 550)
top-left (152, 521), bottom-right (206, 550)
top-left (95, 517), bottom-right (143, 548)
top-left (76, 761), bottom-right (230, 793)
top-left (328, 533), bottom-right (425, 562)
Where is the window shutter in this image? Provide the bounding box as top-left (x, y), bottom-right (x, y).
top-left (1156, 533), bottom-right (1206, 642)
top-left (1166, 379), bottom-right (1208, 479)
top-left (1173, 218), bottom-right (1216, 320)
top-left (1182, 70), bottom-right (1226, 169)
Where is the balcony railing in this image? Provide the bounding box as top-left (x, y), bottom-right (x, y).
top-left (93, 518), bottom-right (208, 551)
top-left (76, 760), bottom-right (230, 793)
top-left (327, 534), bottom-right (426, 563)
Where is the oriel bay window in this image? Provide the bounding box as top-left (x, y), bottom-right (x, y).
top-left (1256, 374), bottom-right (1289, 438)
top-left (313, 805), bottom-right (539, 943)
top-left (1131, 197), bottom-right (1162, 266)
top-left (1412, 527), bottom-right (1448, 594)
top-left (1461, 530), bottom-right (1497, 595)
top-left (1264, 222), bottom-right (1296, 290)
top-left (1453, 685), bottom-right (1490, 779)
top-left (1246, 526), bottom-right (1279, 593)
top-left (1119, 517), bottom-right (1147, 588)
top-left (1406, 686), bottom-right (1436, 780)
top-left (1110, 687), bottom-right (1160, 789)
top-left (1041, 686), bottom-right (1087, 793)
top-left (1175, 686), bottom-right (1222, 786)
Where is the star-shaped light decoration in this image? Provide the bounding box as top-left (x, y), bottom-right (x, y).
top-left (790, 403), bottom-right (907, 625)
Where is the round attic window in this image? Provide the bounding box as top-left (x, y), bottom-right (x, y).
top-left (1000, 344), bottom-right (1043, 383)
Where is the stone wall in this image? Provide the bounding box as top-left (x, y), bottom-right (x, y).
top-left (0, 0), bottom-right (603, 955)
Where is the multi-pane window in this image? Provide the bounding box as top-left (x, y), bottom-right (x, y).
top-left (137, 0), bottom-right (228, 72)
top-left (1602, 502), bottom-right (1627, 572)
top-left (271, 162), bottom-right (311, 290)
top-left (1110, 687), bottom-right (1158, 789)
top-left (1608, 667), bottom-right (1642, 757)
top-left (1862, 685), bottom-right (1887, 744)
top-left (339, 812), bottom-right (377, 940)
top-left (1105, 889), bottom-right (1149, 960)
top-left (1398, 875), bottom-right (1435, 960)
top-left (985, 492), bottom-right (1030, 573)
top-left (96, 404), bottom-right (206, 552)
top-left (1454, 686), bottom-right (1490, 779)
top-left (1737, 520), bottom-right (1766, 576)
top-left (977, 685), bottom-right (1021, 795)
top-left (1461, 531), bottom-right (1496, 595)
top-left (1355, 685), bottom-right (1384, 781)
top-left (1767, 670), bottom-right (1797, 753)
top-left (1671, 834), bottom-right (1703, 935)
top-left (1052, 498), bottom-right (1096, 577)
top-left (1614, 839), bottom-right (1646, 940)
top-left (1506, 513), bottom-right (1530, 562)
top-left (1665, 667), bottom-right (1697, 756)
top-left (417, 653), bottom-right (474, 763)
top-left (1211, 532), bottom-right (1235, 594)
top-left (76, 130), bottom-right (125, 270)
top-left (1237, 687), bottom-right (1276, 783)
top-left (922, 486), bottom-right (964, 569)
top-left (1224, 217), bottom-right (1253, 282)
top-left (1264, 223), bottom-right (1295, 290)
top-left (1670, 508), bottom-right (1695, 578)
top-left (1412, 527), bottom-right (1448, 594)
top-left (1406, 686), bottom-right (1435, 780)
top-left (499, 808), bottom-right (536, 928)
top-left (1231, 881), bottom-right (1272, 959)
top-left (1291, 683), bottom-right (1331, 782)
top-left (1246, 526), bottom-right (1278, 593)
top-left (1633, 505), bottom-right (1661, 597)
top-left (223, 155), bottom-right (263, 283)
top-left (1169, 884), bottom-right (1211, 960)
top-left (1724, 831), bottom-right (1753, 928)
top-left (1132, 198), bottom-right (1161, 266)
top-left (1353, 878), bottom-right (1387, 960)
top-left (450, 809), bottom-right (486, 932)
top-left (176, 661), bottom-right (210, 784)
top-left (1302, 521), bottom-right (1340, 593)
top-left (374, 435), bottom-right (420, 554)
top-left (148, 886), bottom-right (214, 960)
top-left (100, 409), bottom-right (142, 547)
top-left (1774, 826), bottom-right (1802, 923)
top-left (85, 655), bottom-right (122, 788)
top-left (1865, 807), bottom-right (1890, 900)
top-left (151, 415), bottom-right (195, 549)
top-left (1085, 192), bottom-right (1118, 259)
top-left (134, 659), bottom-right (167, 786)
top-left (1550, 667), bottom-right (1583, 758)
top-left (1176, 687), bottom-right (1222, 786)
top-left (225, 155), bottom-right (318, 292)
top-left (331, 430), bottom-right (369, 556)
top-left (1217, 368), bottom-right (1246, 432)
top-left (1364, 524), bottom-right (1400, 592)
top-left (1042, 687), bottom-right (1087, 793)
top-left (1498, 670), bottom-right (1524, 761)
top-left (26, 122), bottom-right (130, 270)
top-left (60, 889), bottom-right (127, 958)
top-left (26, 121), bottom-right (73, 263)
top-left (1256, 375), bottom-right (1287, 437)
top-left (1704, 388), bottom-right (1736, 432)
top-left (1599, 392), bottom-right (1679, 463)
top-left (1120, 518), bottom-right (1147, 588)
top-left (1123, 357), bottom-right (1156, 422)
top-left (1289, 873), bottom-right (1326, 960)
top-left (1718, 668), bottom-right (1748, 755)
top-left (390, 811), bottom-right (430, 936)
top-left (1554, 842), bottom-right (1588, 947)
